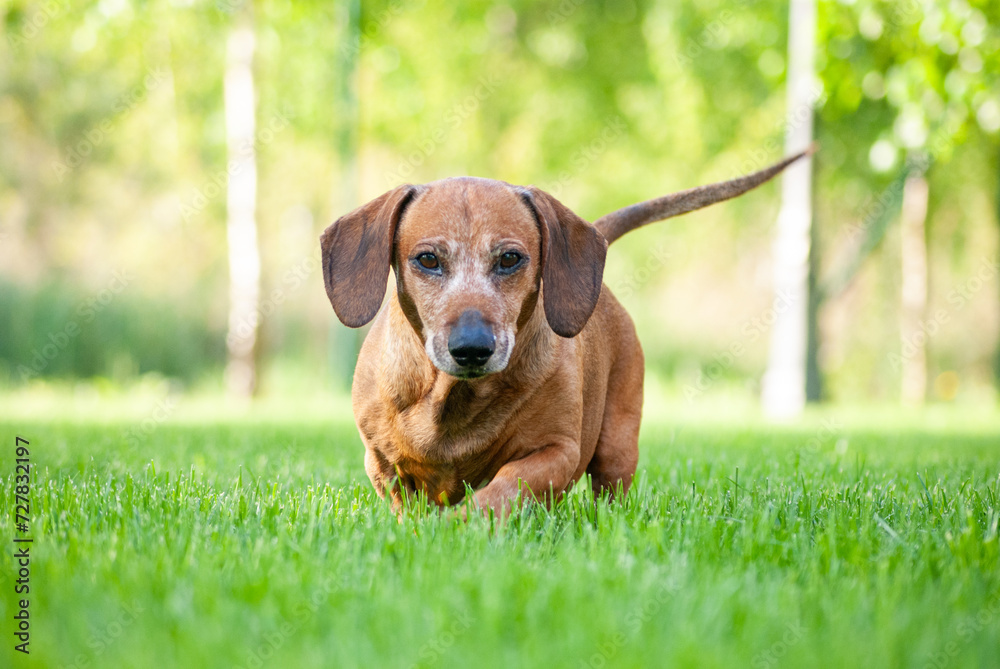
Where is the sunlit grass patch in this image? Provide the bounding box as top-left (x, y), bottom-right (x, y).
top-left (0, 400), bottom-right (997, 668)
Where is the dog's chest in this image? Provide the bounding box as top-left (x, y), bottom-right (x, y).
top-left (390, 403), bottom-right (508, 470)
top-left (371, 419), bottom-right (499, 504)
top-left (391, 455), bottom-right (467, 504)
top-left (357, 389), bottom-right (518, 497)
top-left (378, 374), bottom-right (520, 454)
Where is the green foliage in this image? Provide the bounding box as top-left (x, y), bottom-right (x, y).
top-left (0, 0), bottom-right (998, 400)
top-left (0, 279), bottom-right (225, 384)
top-left (820, 0), bottom-right (1000, 170)
top-left (0, 408), bottom-right (998, 667)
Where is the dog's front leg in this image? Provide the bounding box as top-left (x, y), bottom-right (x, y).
top-left (364, 447), bottom-right (405, 509)
top-left (473, 438), bottom-right (580, 517)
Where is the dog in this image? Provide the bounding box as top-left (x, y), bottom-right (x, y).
top-left (320, 148), bottom-right (811, 516)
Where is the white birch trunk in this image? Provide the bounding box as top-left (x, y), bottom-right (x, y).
top-left (900, 173), bottom-right (929, 405)
top-left (761, 0), bottom-right (816, 418)
top-left (223, 13), bottom-right (261, 398)
top-left (329, 0), bottom-right (362, 390)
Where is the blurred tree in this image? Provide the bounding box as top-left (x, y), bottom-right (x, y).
top-left (762, 0), bottom-right (817, 418)
top-left (329, 0), bottom-right (361, 392)
top-left (223, 2), bottom-right (261, 397)
top-left (1, 0), bottom-right (998, 404)
top-left (997, 146), bottom-right (1000, 392)
top-left (900, 169), bottom-right (929, 403)
top-left (818, 0), bottom-right (1000, 403)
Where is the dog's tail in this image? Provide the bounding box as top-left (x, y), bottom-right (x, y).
top-left (593, 145), bottom-right (816, 245)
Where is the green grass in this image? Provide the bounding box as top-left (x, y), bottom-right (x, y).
top-left (1, 397), bottom-right (999, 669)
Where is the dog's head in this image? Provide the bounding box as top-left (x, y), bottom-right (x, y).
top-left (320, 177), bottom-right (607, 378)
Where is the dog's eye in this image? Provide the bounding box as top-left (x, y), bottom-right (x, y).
top-left (416, 253), bottom-right (440, 271)
top-left (498, 251), bottom-right (522, 271)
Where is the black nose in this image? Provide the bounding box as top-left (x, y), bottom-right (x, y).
top-left (448, 310), bottom-right (496, 368)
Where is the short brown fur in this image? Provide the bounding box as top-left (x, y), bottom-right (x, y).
top-left (320, 152), bottom-right (809, 516)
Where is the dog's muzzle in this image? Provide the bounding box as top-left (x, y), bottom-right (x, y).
top-left (448, 310), bottom-right (496, 369)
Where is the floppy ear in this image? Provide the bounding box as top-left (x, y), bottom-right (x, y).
top-left (320, 185), bottom-right (418, 327)
top-left (519, 187), bottom-right (608, 338)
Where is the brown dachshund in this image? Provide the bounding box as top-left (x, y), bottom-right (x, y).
top-left (321, 149), bottom-right (811, 516)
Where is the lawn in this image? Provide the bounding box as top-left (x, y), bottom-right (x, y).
top-left (1, 394), bottom-right (998, 669)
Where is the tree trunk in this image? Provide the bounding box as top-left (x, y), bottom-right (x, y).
top-left (899, 172), bottom-right (929, 405)
top-left (762, 0), bottom-right (816, 418)
top-left (806, 165), bottom-right (822, 403)
top-left (995, 142), bottom-right (1000, 396)
top-left (329, 0), bottom-right (362, 392)
top-left (223, 8), bottom-right (261, 398)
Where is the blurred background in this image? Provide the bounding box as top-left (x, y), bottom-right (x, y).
top-left (0, 0), bottom-right (998, 414)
